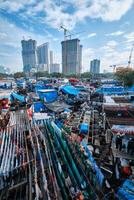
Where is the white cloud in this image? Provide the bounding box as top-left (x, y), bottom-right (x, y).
top-left (82, 48), bottom-right (95, 72)
top-left (53, 38), bottom-right (59, 41)
top-left (107, 40), bottom-right (118, 47)
top-left (0, 0), bottom-right (133, 30)
top-left (97, 39), bottom-right (133, 71)
top-left (100, 40), bottom-right (118, 54)
top-left (0, 32), bottom-right (7, 39)
top-left (72, 0), bottom-right (133, 28)
top-left (120, 21), bottom-right (130, 28)
top-left (124, 32), bottom-right (134, 43)
top-left (100, 46), bottom-right (134, 72)
top-left (94, 0), bottom-right (133, 22)
top-left (106, 31), bottom-right (124, 36)
top-left (0, 0), bottom-right (36, 12)
top-left (0, 52), bottom-right (12, 57)
top-left (88, 33), bottom-right (96, 38)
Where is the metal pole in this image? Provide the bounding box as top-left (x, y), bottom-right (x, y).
top-left (92, 109), bottom-right (94, 144)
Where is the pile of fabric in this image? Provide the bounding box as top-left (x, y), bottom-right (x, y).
top-left (0, 112), bottom-right (10, 130)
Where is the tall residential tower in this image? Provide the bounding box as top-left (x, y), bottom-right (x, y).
top-left (21, 39), bottom-right (37, 73)
top-left (90, 59), bottom-right (100, 74)
top-left (61, 39), bottom-right (82, 75)
top-left (50, 50), bottom-right (53, 66)
top-left (37, 43), bottom-right (49, 72)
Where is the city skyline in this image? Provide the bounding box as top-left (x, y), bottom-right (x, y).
top-left (0, 0), bottom-right (134, 72)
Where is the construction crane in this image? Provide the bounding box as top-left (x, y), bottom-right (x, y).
top-left (66, 31), bottom-right (86, 40)
top-left (128, 43), bottom-right (134, 68)
top-left (60, 25), bottom-right (85, 40)
top-left (109, 65), bottom-right (117, 73)
top-left (110, 42), bottom-right (134, 72)
top-left (60, 25), bottom-right (69, 74)
top-left (60, 25), bottom-right (71, 41)
top-left (60, 25), bottom-right (85, 74)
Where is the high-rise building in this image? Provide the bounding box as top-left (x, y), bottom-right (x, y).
top-left (37, 43), bottom-right (49, 72)
top-left (79, 45), bottom-right (82, 74)
top-left (61, 39), bottom-right (82, 75)
top-left (90, 59), bottom-right (100, 74)
top-left (21, 39), bottom-right (37, 73)
top-left (50, 50), bottom-right (53, 66)
top-left (37, 64), bottom-right (48, 72)
top-left (50, 63), bottom-right (60, 73)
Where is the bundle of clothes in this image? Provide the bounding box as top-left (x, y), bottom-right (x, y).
top-left (0, 112), bottom-right (10, 129)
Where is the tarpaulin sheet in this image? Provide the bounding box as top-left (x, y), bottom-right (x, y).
top-left (35, 84), bottom-right (46, 92)
top-left (34, 102), bottom-right (45, 112)
top-left (38, 89), bottom-right (58, 103)
top-left (60, 85), bottom-right (79, 96)
top-left (10, 92), bottom-right (26, 103)
top-left (80, 123), bottom-right (89, 134)
top-left (81, 141), bottom-right (104, 187)
top-left (96, 86), bottom-right (127, 95)
top-left (96, 85), bottom-right (134, 95)
top-left (127, 85), bottom-right (134, 92)
top-left (45, 101), bottom-right (71, 112)
top-left (0, 83), bottom-right (12, 89)
top-left (112, 125), bottom-right (134, 135)
top-left (16, 80), bottom-right (25, 88)
top-left (117, 179), bottom-right (134, 200)
top-left (64, 108), bottom-right (72, 112)
top-left (69, 78), bottom-right (79, 83)
top-left (35, 84), bottom-right (53, 91)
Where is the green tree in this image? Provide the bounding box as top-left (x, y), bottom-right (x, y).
top-left (14, 72), bottom-right (25, 79)
top-left (115, 67), bottom-right (134, 87)
top-left (65, 74), bottom-right (80, 78)
top-left (0, 73), bottom-right (8, 79)
top-left (50, 72), bottom-right (63, 78)
top-left (34, 71), bottom-right (49, 78)
top-left (81, 72), bottom-right (92, 78)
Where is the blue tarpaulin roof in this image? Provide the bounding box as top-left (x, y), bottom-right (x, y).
top-left (96, 85), bottom-right (134, 95)
top-left (34, 102), bottom-right (45, 112)
top-left (127, 85), bottom-right (134, 92)
top-left (60, 85), bottom-right (79, 96)
top-left (35, 84), bottom-right (53, 93)
top-left (10, 92), bottom-right (26, 103)
top-left (16, 80), bottom-right (25, 88)
top-left (80, 123), bottom-right (89, 134)
top-left (117, 179), bottom-right (134, 200)
top-left (37, 89), bottom-right (58, 103)
top-left (96, 86), bottom-right (127, 95)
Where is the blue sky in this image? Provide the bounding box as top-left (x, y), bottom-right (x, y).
top-left (0, 0), bottom-right (134, 72)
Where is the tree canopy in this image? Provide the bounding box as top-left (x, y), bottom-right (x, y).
top-left (14, 72), bottom-right (25, 79)
top-left (81, 72), bottom-right (92, 78)
top-left (115, 67), bottom-right (134, 87)
top-left (50, 72), bottom-right (63, 78)
top-left (34, 71), bottom-right (49, 78)
top-left (0, 73), bottom-right (8, 79)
